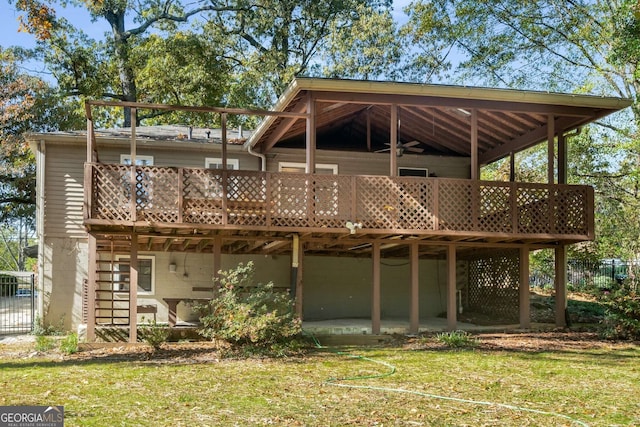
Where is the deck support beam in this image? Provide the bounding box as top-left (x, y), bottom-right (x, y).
top-left (471, 109), bottom-right (479, 180)
top-left (128, 234), bottom-right (138, 343)
top-left (294, 236), bottom-right (304, 319)
top-left (555, 245), bottom-right (568, 327)
top-left (447, 245), bottom-right (457, 331)
top-left (213, 235), bottom-right (222, 284)
top-left (372, 242), bottom-right (381, 334)
top-left (409, 242), bottom-right (420, 334)
top-left (390, 104), bottom-right (398, 176)
top-left (306, 93), bottom-right (316, 173)
top-left (519, 246), bottom-right (531, 329)
top-left (547, 114), bottom-right (555, 184)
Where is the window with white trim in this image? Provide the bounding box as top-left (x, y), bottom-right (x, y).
top-left (115, 255), bottom-right (155, 294)
top-left (120, 155), bottom-right (154, 166)
top-left (278, 162), bottom-right (338, 174)
top-left (205, 158), bottom-right (239, 170)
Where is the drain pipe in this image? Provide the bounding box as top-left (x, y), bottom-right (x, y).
top-left (247, 142), bottom-right (266, 172)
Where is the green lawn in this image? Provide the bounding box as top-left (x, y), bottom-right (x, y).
top-left (1, 335), bottom-right (638, 426)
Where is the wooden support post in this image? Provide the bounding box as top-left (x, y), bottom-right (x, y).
top-left (86, 234), bottom-right (97, 342)
top-left (213, 235), bottom-right (222, 285)
top-left (306, 92), bottom-right (316, 174)
top-left (555, 245), bottom-right (568, 327)
top-left (471, 109), bottom-right (479, 180)
top-left (409, 243), bottom-right (419, 334)
top-left (295, 241), bottom-right (304, 320)
top-left (447, 245), bottom-right (457, 331)
top-left (558, 132), bottom-right (567, 185)
top-left (372, 242), bottom-right (381, 334)
top-left (390, 104), bottom-right (398, 177)
top-left (129, 234), bottom-right (138, 343)
top-left (519, 246), bottom-right (531, 329)
top-left (221, 113), bottom-right (227, 170)
top-left (548, 117), bottom-right (555, 184)
top-left (509, 152), bottom-right (516, 182)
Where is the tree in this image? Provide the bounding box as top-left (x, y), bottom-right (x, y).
top-left (405, 0), bottom-right (640, 262)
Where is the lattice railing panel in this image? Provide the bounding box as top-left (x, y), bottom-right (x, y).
top-left (270, 174), bottom-right (310, 227)
top-left (356, 176), bottom-right (402, 229)
top-left (135, 166), bottom-right (179, 223)
top-left (88, 163), bottom-right (593, 239)
top-left (555, 187), bottom-right (589, 235)
top-left (467, 249), bottom-right (520, 320)
top-left (226, 171), bottom-right (268, 226)
top-left (312, 175), bottom-right (352, 228)
top-left (92, 164), bottom-right (131, 221)
top-left (439, 180), bottom-right (474, 231)
top-left (478, 183), bottom-right (512, 233)
top-left (183, 169), bottom-right (224, 224)
top-left (396, 178), bottom-right (435, 230)
top-left (517, 186), bottom-right (551, 234)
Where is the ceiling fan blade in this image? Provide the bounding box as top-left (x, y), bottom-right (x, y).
top-left (374, 148), bottom-right (391, 153)
top-left (403, 140), bottom-right (421, 147)
top-left (406, 147), bottom-right (424, 153)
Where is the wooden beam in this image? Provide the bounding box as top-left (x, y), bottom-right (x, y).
top-left (213, 235), bottom-right (222, 283)
top-left (447, 245), bottom-right (457, 331)
top-left (409, 242), bottom-right (419, 334)
top-left (196, 239), bottom-right (210, 252)
top-left (262, 100), bottom-right (307, 151)
top-left (547, 114), bottom-right (555, 184)
top-left (471, 108), bottom-right (479, 180)
top-left (295, 242), bottom-right (304, 319)
top-left (306, 92), bottom-right (316, 174)
top-left (221, 113), bottom-right (228, 170)
top-left (160, 238), bottom-right (173, 252)
top-left (558, 132), bottom-right (567, 184)
top-left (372, 242), bottom-right (381, 334)
top-left (555, 245), bottom-right (568, 327)
top-left (519, 246), bottom-right (531, 329)
top-left (390, 104), bottom-right (398, 177)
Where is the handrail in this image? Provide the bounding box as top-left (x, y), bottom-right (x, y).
top-left (85, 163), bottom-right (594, 238)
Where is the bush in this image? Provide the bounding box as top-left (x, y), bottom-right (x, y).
top-left (34, 335), bottom-right (56, 352)
top-left (139, 319), bottom-right (170, 350)
top-left (59, 333), bottom-right (79, 355)
top-left (434, 330), bottom-right (478, 349)
top-left (195, 262), bottom-right (301, 354)
top-left (599, 283), bottom-right (640, 340)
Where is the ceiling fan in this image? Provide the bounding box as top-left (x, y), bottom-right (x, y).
top-left (375, 140), bottom-right (425, 156)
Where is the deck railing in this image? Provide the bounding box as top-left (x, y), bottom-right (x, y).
top-left (85, 163), bottom-right (594, 238)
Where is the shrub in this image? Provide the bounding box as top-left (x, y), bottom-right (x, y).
top-left (599, 283), bottom-right (640, 340)
top-left (59, 333), bottom-right (79, 355)
top-left (139, 319), bottom-right (170, 350)
top-left (32, 314), bottom-right (65, 336)
top-left (435, 330), bottom-right (478, 349)
top-left (34, 335), bottom-right (56, 352)
top-left (195, 262), bottom-right (301, 354)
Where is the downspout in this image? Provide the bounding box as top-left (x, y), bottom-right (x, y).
top-left (247, 143), bottom-right (266, 172)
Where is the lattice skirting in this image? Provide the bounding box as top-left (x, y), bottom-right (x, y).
top-left (466, 249), bottom-right (520, 321)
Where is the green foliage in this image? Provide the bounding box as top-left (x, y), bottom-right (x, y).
top-left (196, 262), bottom-right (301, 353)
top-left (34, 335), bottom-right (55, 352)
top-left (433, 330), bottom-right (478, 349)
top-left (599, 283), bottom-right (640, 340)
top-left (59, 332), bottom-right (78, 355)
top-left (32, 314), bottom-right (65, 336)
top-left (139, 318), bottom-right (170, 350)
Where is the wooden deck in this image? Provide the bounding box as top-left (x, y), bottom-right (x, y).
top-left (84, 163), bottom-right (594, 246)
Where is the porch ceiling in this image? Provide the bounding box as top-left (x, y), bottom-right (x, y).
top-left (248, 78), bottom-right (631, 165)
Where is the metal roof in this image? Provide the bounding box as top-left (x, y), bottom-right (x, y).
top-left (247, 77), bottom-right (631, 164)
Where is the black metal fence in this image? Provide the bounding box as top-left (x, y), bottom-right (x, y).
top-left (0, 272), bottom-right (36, 334)
top-left (530, 258), bottom-right (639, 291)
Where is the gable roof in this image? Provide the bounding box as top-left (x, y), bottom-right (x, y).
top-left (247, 77), bottom-right (631, 164)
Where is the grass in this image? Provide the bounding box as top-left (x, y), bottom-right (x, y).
top-left (1, 337), bottom-right (639, 426)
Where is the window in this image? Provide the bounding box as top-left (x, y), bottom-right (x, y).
top-left (115, 255), bottom-right (155, 294)
top-left (120, 155), bottom-right (154, 166)
top-left (205, 158), bottom-right (239, 170)
top-left (278, 162), bottom-right (338, 174)
top-left (399, 167), bottom-right (428, 177)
